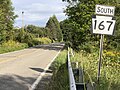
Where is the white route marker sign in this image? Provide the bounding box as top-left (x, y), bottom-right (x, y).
top-left (96, 5), bottom-right (115, 16)
top-left (93, 4), bottom-right (116, 83)
top-left (92, 15), bottom-right (116, 35)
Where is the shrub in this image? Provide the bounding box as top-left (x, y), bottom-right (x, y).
top-left (34, 37), bottom-right (52, 45)
top-left (0, 40), bottom-right (28, 54)
top-left (23, 33), bottom-right (35, 47)
top-left (16, 31), bottom-right (35, 47)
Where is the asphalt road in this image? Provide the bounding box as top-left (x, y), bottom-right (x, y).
top-left (0, 43), bottom-right (64, 90)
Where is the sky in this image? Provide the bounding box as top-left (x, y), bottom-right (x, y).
top-left (11, 0), bottom-right (67, 27)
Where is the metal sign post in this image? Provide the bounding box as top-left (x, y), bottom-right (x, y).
top-left (97, 34), bottom-right (104, 83)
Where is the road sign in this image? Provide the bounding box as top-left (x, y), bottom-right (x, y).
top-left (92, 15), bottom-right (115, 35)
top-left (93, 4), bottom-right (116, 84)
top-left (95, 5), bottom-right (115, 16)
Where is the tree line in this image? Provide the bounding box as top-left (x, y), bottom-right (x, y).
top-left (0, 0), bottom-right (62, 48)
top-left (0, 0), bottom-right (120, 52)
top-left (61, 0), bottom-right (120, 52)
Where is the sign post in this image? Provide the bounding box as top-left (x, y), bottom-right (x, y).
top-left (97, 34), bottom-right (104, 83)
top-left (91, 5), bottom-right (116, 83)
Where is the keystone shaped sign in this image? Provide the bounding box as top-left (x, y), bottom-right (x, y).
top-left (92, 15), bottom-right (116, 35)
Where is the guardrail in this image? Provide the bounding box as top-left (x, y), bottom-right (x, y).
top-left (68, 48), bottom-right (95, 90)
top-left (68, 49), bottom-right (76, 90)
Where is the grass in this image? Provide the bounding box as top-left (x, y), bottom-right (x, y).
top-left (46, 49), bottom-right (69, 90)
top-left (72, 50), bottom-right (120, 90)
top-left (36, 48), bottom-right (120, 90)
top-left (0, 40), bottom-right (28, 54)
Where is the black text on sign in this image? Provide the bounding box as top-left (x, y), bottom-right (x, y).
top-left (92, 15), bottom-right (115, 35)
top-left (96, 5), bottom-right (115, 16)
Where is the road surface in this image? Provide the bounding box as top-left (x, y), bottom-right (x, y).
top-left (0, 43), bottom-right (64, 90)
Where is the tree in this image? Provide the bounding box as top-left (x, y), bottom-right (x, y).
top-left (60, 19), bottom-right (81, 48)
top-left (46, 15), bottom-right (62, 42)
top-left (0, 0), bottom-right (17, 42)
top-left (52, 15), bottom-right (62, 42)
top-left (62, 0), bottom-right (120, 51)
top-left (61, 0), bottom-right (97, 50)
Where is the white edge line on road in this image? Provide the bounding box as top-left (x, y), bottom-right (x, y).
top-left (29, 49), bottom-right (62, 90)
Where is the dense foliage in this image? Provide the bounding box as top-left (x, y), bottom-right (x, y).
top-left (61, 0), bottom-right (120, 52)
top-left (0, 0), bottom-right (63, 54)
top-left (0, 40), bottom-right (28, 54)
top-left (71, 50), bottom-right (120, 90)
top-left (0, 0), bottom-right (17, 43)
top-left (59, 0), bottom-right (120, 90)
top-left (46, 15), bottom-right (63, 42)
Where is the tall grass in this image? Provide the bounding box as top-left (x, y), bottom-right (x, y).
top-left (0, 40), bottom-right (28, 54)
top-left (72, 50), bottom-right (120, 90)
top-left (46, 50), bottom-right (69, 90)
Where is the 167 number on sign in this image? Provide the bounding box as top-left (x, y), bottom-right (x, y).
top-left (92, 15), bottom-right (115, 35)
top-left (94, 20), bottom-right (113, 31)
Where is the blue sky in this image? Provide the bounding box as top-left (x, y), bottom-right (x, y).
top-left (11, 0), bottom-right (67, 27)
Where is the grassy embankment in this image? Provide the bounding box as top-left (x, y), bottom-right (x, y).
top-left (46, 49), bottom-right (69, 90)
top-left (45, 49), bottom-right (120, 90)
top-left (72, 50), bottom-right (120, 90)
top-left (0, 40), bottom-right (28, 54)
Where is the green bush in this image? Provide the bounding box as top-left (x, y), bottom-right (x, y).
top-left (32, 39), bottom-right (41, 45)
top-left (0, 40), bottom-right (28, 54)
top-left (23, 33), bottom-right (35, 47)
top-left (34, 37), bottom-right (52, 45)
top-left (16, 31), bottom-right (35, 47)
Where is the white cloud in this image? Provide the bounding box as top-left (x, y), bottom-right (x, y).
top-left (12, 0), bottom-right (67, 27)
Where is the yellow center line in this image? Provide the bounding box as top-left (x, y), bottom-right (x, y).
top-left (0, 49), bottom-right (39, 64)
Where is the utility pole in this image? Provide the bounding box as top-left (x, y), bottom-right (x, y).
top-left (22, 11), bottom-right (24, 33)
